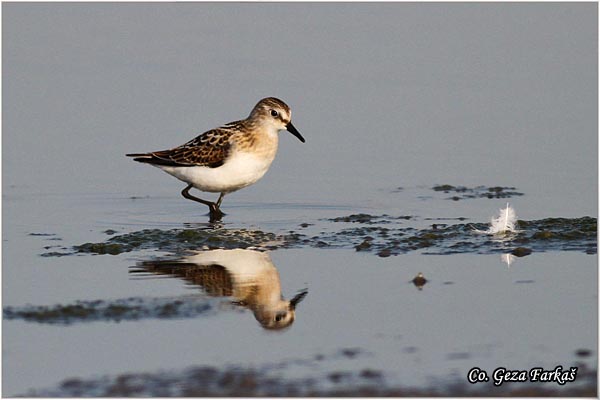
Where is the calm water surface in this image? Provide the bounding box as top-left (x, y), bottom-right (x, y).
top-left (3, 2), bottom-right (597, 396)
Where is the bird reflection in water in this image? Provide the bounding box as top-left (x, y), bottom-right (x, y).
top-left (133, 249), bottom-right (307, 330)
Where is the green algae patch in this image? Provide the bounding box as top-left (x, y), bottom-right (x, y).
top-left (3, 296), bottom-right (216, 325)
top-left (432, 184), bottom-right (458, 192)
top-left (75, 242), bottom-right (125, 255)
top-left (354, 239), bottom-right (372, 251)
top-left (521, 217), bottom-right (597, 241)
top-left (43, 216), bottom-right (596, 258)
top-left (57, 227), bottom-right (304, 256)
top-left (317, 215), bottom-right (596, 256)
top-left (532, 230), bottom-right (554, 240)
top-left (330, 213), bottom-right (380, 223)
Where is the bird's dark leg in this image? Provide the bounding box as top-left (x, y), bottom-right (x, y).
top-left (181, 184), bottom-right (223, 222)
top-left (216, 192), bottom-right (225, 208)
top-left (181, 184), bottom-right (214, 207)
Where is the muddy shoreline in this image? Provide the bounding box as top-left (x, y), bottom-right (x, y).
top-left (39, 215), bottom-right (596, 258)
top-left (23, 361), bottom-right (597, 397)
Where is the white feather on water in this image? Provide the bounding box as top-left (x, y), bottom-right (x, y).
top-left (473, 203), bottom-right (521, 235)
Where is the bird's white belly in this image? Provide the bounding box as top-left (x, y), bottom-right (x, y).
top-left (157, 152), bottom-right (274, 193)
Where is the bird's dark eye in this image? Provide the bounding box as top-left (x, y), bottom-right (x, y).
top-left (275, 313), bottom-right (285, 322)
top-left (270, 110), bottom-right (279, 117)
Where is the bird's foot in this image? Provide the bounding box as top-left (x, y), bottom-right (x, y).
top-left (208, 204), bottom-right (224, 223)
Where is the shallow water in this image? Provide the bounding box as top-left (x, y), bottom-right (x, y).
top-left (4, 189), bottom-right (597, 395)
top-left (3, 2), bottom-right (597, 396)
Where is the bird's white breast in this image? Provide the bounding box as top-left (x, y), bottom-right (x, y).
top-left (157, 150), bottom-right (275, 193)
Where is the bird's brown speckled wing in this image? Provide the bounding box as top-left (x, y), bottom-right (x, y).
top-left (127, 125), bottom-right (238, 168)
top-left (135, 261), bottom-right (234, 297)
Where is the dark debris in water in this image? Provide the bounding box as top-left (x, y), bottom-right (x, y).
top-left (412, 272), bottom-right (428, 290)
top-left (432, 184), bottom-right (524, 200)
top-left (3, 296), bottom-right (219, 325)
top-left (511, 247), bottom-right (532, 257)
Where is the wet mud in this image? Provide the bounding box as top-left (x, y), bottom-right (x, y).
top-left (23, 360), bottom-right (597, 397)
top-left (3, 296), bottom-right (222, 324)
top-left (42, 227), bottom-right (301, 256)
top-left (48, 215), bottom-right (596, 258)
top-left (327, 215), bottom-right (596, 257)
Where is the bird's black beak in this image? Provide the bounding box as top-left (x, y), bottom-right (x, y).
top-left (286, 122), bottom-right (305, 143)
top-left (289, 290), bottom-right (308, 310)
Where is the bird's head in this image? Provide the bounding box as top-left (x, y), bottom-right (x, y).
top-left (249, 97), bottom-right (305, 143)
top-left (253, 290), bottom-right (308, 330)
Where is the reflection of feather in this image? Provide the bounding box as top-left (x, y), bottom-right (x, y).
top-left (501, 253), bottom-right (516, 268)
top-left (474, 203), bottom-right (520, 235)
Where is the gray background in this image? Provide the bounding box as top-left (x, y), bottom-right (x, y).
top-left (3, 3), bottom-right (597, 217)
